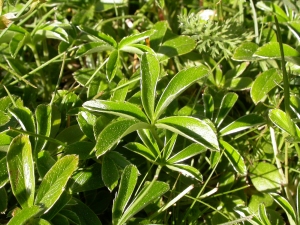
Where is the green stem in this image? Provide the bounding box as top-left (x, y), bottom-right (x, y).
top-left (9, 127), bottom-right (66, 147)
top-left (250, 0), bottom-right (259, 44)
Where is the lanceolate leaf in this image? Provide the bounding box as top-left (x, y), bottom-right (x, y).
top-left (113, 165), bottom-right (138, 224)
top-left (106, 49), bottom-right (119, 82)
top-left (83, 100), bottom-right (149, 123)
top-left (215, 92), bottom-right (238, 128)
top-left (137, 129), bottom-right (160, 158)
top-left (155, 66), bottom-right (210, 119)
top-left (95, 120), bottom-right (151, 157)
top-left (9, 106), bottom-right (35, 134)
top-left (156, 116), bottom-right (219, 150)
top-left (220, 140), bottom-right (247, 175)
top-left (35, 104), bottom-right (52, 153)
top-left (258, 204), bottom-right (271, 225)
top-left (251, 68), bottom-right (282, 104)
top-left (254, 42), bottom-right (300, 66)
top-left (124, 142), bottom-right (157, 162)
top-left (35, 155), bottom-right (78, 212)
top-left (102, 155), bottom-right (119, 192)
top-left (269, 109), bottom-right (300, 136)
top-left (75, 42), bottom-right (115, 58)
top-left (7, 205), bottom-right (42, 225)
top-left (118, 181), bottom-right (169, 225)
top-left (119, 30), bottom-right (155, 50)
top-left (271, 193), bottom-right (297, 225)
top-left (150, 21), bottom-right (168, 52)
top-left (166, 164), bottom-right (202, 181)
top-left (203, 94), bottom-right (214, 120)
top-left (140, 53), bottom-right (160, 122)
top-left (7, 135), bottom-right (35, 208)
top-left (219, 114), bottom-right (265, 136)
top-left (167, 143), bottom-right (206, 164)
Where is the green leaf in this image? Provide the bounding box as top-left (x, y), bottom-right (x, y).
top-left (36, 151), bottom-right (56, 178)
top-left (219, 114), bottom-right (265, 136)
top-left (256, 1), bottom-right (289, 22)
top-left (124, 142), bottom-right (156, 161)
top-left (232, 42), bottom-right (259, 61)
top-left (106, 151), bottom-right (131, 169)
top-left (156, 116), bottom-right (219, 150)
top-left (290, 95), bottom-right (300, 119)
top-left (51, 214), bottom-right (70, 225)
top-left (220, 140), bottom-right (247, 175)
top-left (75, 42), bottom-right (115, 57)
top-left (0, 156), bottom-right (9, 188)
top-left (78, 25), bottom-right (117, 48)
top-left (140, 53), bottom-right (160, 121)
top-left (0, 187), bottom-right (7, 213)
top-left (157, 35), bottom-right (196, 61)
top-left (167, 143), bottom-right (206, 164)
top-left (119, 30), bottom-right (155, 49)
top-left (111, 78), bottom-right (129, 101)
top-left (35, 155), bottom-right (78, 212)
top-left (250, 162), bottom-right (281, 192)
top-left (102, 155), bottom-right (119, 192)
top-left (215, 92), bottom-right (238, 128)
top-left (203, 94), bottom-right (214, 120)
top-left (150, 21), bottom-right (168, 52)
top-left (270, 193), bottom-right (297, 225)
top-left (155, 66), bottom-right (210, 119)
top-left (162, 132), bottom-right (177, 160)
top-left (9, 106), bottom-right (35, 133)
top-left (69, 198), bottom-right (102, 225)
top-left (224, 77), bottom-right (253, 91)
top-left (35, 104), bottom-right (52, 153)
top-left (269, 109), bottom-right (300, 137)
top-left (29, 218), bottom-right (52, 225)
top-left (10, 32), bottom-right (30, 58)
top-left (113, 165), bottom-right (138, 224)
top-left (70, 163), bottom-right (104, 193)
top-left (95, 120), bottom-right (151, 157)
top-left (119, 44), bottom-right (155, 55)
top-left (251, 68), bottom-right (282, 104)
top-left (297, 182), bottom-right (300, 222)
top-left (7, 135), bottom-right (35, 208)
top-left (258, 204), bottom-right (271, 225)
top-left (34, 22), bottom-right (69, 42)
top-left (117, 181), bottom-right (169, 225)
top-left (106, 49), bottom-right (119, 81)
top-left (83, 100), bottom-right (149, 123)
top-left (0, 110), bottom-right (10, 126)
top-left (77, 111), bottom-right (97, 141)
top-left (60, 209), bottom-right (81, 225)
top-left (137, 129), bottom-right (160, 159)
top-left (254, 42), bottom-right (300, 65)
top-left (166, 164), bottom-right (203, 181)
top-left (7, 205), bottom-right (42, 225)
top-left (63, 141), bottom-right (95, 160)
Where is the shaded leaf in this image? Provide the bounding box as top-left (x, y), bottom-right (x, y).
top-left (124, 142), bottom-right (156, 162)
top-left (150, 21), bottom-right (168, 52)
top-left (167, 143), bottom-right (206, 164)
top-left (0, 156), bottom-right (8, 188)
top-left (224, 77), bottom-right (253, 90)
top-left (166, 164), bottom-right (202, 181)
top-left (215, 92), bottom-right (238, 128)
top-left (203, 94), bottom-right (214, 120)
top-left (0, 187), bottom-right (7, 213)
top-left (36, 151), bottom-right (56, 178)
top-left (106, 49), bottom-right (119, 81)
top-left (219, 114), bottom-right (265, 136)
top-left (102, 155), bottom-right (119, 192)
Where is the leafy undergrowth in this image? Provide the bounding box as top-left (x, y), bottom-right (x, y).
top-left (1, 0), bottom-right (300, 224)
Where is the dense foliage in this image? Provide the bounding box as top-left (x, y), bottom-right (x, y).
top-left (1, 0), bottom-right (300, 224)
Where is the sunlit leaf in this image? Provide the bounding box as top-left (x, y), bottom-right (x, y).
top-left (167, 143), bottom-right (206, 164)
top-left (215, 92), bottom-right (238, 128)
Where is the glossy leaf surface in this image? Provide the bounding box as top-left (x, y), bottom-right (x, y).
top-left (7, 205), bottom-right (42, 225)
top-left (119, 30), bottom-right (155, 49)
top-left (167, 143), bottom-right (206, 164)
top-left (155, 66), bottom-right (210, 119)
top-left (156, 116), bottom-right (219, 150)
top-left (106, 49), bottom-right (119, 81)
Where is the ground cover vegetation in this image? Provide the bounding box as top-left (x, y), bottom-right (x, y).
top-left (0, 0), bottom-right (300, 224)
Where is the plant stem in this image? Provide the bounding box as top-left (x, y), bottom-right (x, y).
top-left (250, 0), bottom-right (259, 44)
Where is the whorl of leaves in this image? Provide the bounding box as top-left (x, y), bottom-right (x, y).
top-left (178, 12), bottom-right (254, 59)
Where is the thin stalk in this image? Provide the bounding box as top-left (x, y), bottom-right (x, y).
top-left (274, 16), bottom-right (300, 157)
top-left (249, 0), bottom-right (259, 44)
top-left (181, 150), bottom-right (224, 224)
top-left (9, 127), bottom-right (66, 147)
top-left (31, 7), bottom-right (57, 36)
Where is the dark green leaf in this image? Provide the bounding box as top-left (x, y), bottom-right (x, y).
top-left (77, 111), bottom-right (97, 141)
top-left (113, 165), bottom-right (138, 224)
top-left (224, 77), bottom-right (253, 91)
top-left (60, 209), bottom-right (81, 225)
top-left (64, 141), bottom-right (95, 160)
top-left (156, 116), bottom-right (219, 150)
top-left (111, 78), bottom-right (129, 101)
top-left (219, 114), bottom-right (265, 136)
top-left (141, 53), bottom-right (160, 122)
top-left (102, 155), bottom-right (119, 192)
top-left (0, 187), bottom-right (7, 213)
top-left (0, 156), bottom-right (8, 188)
top-left (7, 135), bottom-right (35, 208)
top-left (167, 143), bottom-right (206, 164)
top-left (220, 140), bottom-right (247, 175)
top-left (215, 92), bottom-right (238, 128)
top-left (9, 106), bottom-right (35, 133)
top-left (155, 66), bottom-right (210, 119)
